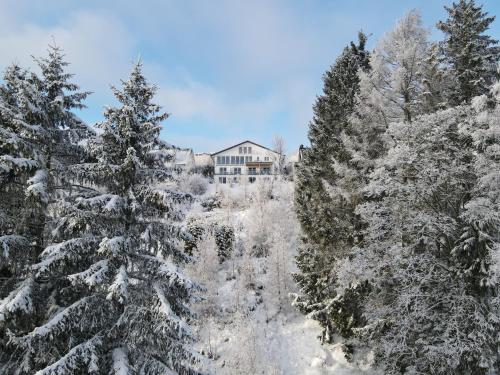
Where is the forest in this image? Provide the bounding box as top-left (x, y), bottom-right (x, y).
top-left (1, 0), bottom-right (500, 374)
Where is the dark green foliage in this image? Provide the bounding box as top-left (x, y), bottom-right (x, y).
top-left (200, 194), bottom-right (222, 212)
top-left (185, 218), bottom-right (206, 255)
top-left (214, 224), bottom-right (234, 263)
top-left (1, 61), bottom-right (203, 375)
top-left (437, 0), bottom-right (500, 104)
top-left (293, 33), bottom-right (370, 342)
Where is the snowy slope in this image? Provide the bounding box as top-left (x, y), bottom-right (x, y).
top-left (185, 180), bottom-right (372, 375)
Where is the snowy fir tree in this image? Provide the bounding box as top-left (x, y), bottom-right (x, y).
top-left (1, 45), bottom-right (92, 369)
top-left (294, 4), bottom-right (500, 372)
top-left (0, 64), bottom-right (47, 358)
top-left (293, 33), bottom-right (370, 342)
top-left (1, 61), bottom-right (203, 374)
top-left (294, 10), bottom-right (430, 343)
top-left (437, 0), bottom-right (500, 105)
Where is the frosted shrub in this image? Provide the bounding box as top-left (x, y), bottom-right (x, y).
top-left (181, 173), bottom-right (209, 195)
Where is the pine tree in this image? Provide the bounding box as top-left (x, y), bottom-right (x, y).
top-left (293, 33), bottom-right (370, 342)
top-left (437, 0), bottom-right (500, 104)
top-left (0, 46), bottom-right (93, 370)
top-left (0, 65), bottom-right (48, 363)
top-left (2, 61), bottom-right (203, 374)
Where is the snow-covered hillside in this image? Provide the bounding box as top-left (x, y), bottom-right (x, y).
top-left (182, 179), bottom-right (371, 374)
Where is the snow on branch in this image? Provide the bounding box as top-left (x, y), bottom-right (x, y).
top-left (23, 297), bottom-right (94, 342)
top-left (153, 282), bottom-right (190, 336)
top-left (34, 237), bottom-right (98, 278)
top-left (0, 278), bottom-right (34, 321)
top-left (106, 265), bottom-right (129, 303)
top-left (137, 254), bottom-right (197, 291)
top-left (26, 169), bottom-right (48, 203)
top-left (0, 235), bottom-right (29, 262)
top-left (34, 336), bottom-right (102, 375)
top-left (67, 259), bottom-right (109, 287)
top-left (98, 236), bottom-right (130, 257)
top-left (0, 155), bottom-right (39, 174)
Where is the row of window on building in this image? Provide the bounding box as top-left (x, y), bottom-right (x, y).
top-left (218, 167), bottom-right (271, 175)
top-left (239, 146), bottom-right (252, 154)
top-left (218, 167), bottom-right (242, 174)
top-left (216, 155), bottom-right (252, 165)
top-left (215, 155), bottom-right (271, 165)
top-left (219, 176), bottom-right (257, 184)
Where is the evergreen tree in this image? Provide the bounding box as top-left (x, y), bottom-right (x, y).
top-left (335, 81), bottom-right (500, 374)
top-left (214, 224), bottom-right (234, 263)
top-left (0, 65), bottom-right (48, 361)
top-left (2, 61), bottom-right (202, 374)
top-left (0, 46), bottom-right (93, 370)
top-left (437, 0), bottom-right (500, 104)
top-left (293, 33), bottom-right (370, 342)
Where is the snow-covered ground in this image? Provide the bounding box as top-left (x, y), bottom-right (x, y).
top-left (183, 179), bottom-right (370, 375)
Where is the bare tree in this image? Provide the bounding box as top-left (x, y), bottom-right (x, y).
top-left (271, 134), bottom-right (286, 176)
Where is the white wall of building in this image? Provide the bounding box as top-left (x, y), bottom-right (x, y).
top-left (212, 141), bottom-right (279, 184)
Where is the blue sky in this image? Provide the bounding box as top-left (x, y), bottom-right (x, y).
top-left (1, 0), bottom-right (499, 153)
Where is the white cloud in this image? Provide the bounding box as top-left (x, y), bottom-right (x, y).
top-left (0, 8), bottom-right (135, 94)
top-left (0, 0), bottom-right (322, 150)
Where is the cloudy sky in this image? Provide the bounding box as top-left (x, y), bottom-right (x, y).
top-left (1, 0), bottom-right (499, 153)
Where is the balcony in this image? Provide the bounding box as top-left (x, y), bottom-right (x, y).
top-left (245, 161), bottom-right (273, 167)
top-left (215, 171), bottom-right (273, 176)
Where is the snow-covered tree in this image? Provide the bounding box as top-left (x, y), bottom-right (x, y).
top-left (437, 0), bottom-right (500, 105)
top-left (2, 62), bottom-right (203, 374)
top-left (420, 42), bottom-right (450, 113)
top-left (271, 134), bottom-right (286, 176)
top-left (0, 65), bottom-right (47, 365)
top-left (1, 45), bottom-right (93, 371)
top-left (335, 78), bottom-right (500, 373)
top-left (293, 33), bottom-right (370, 341)
top-left (265, 195), bottom-right (299, 311)
top-left (347, 9), bottom-right (428, 174)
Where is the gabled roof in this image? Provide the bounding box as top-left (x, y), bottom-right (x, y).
top-left (211, 140), bottom-right (278, 156)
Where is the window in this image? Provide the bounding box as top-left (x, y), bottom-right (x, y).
top-left (239, 156), bottom-right (244, 164)
top-left (220, 167), bottom-right (227, 174)
top-left (262, 167), bottom-right (271, 175)
top-left (219, 177), bottom-right (226, 184)
top-left (249, 177), bottom-right (256, 183)
top-left (243, 147), bottom-right (247, 154)
top-left (234, 167), bottom-right (241, 175)
top-left (216, 156), bottom-right (221, 164)
top-left (231, 156), bottom-right (236, 164)
top-left (248, 167), bottom-right (256, 175)
top-left (264, 156), bottom-right (269, 161)
top-left (225, 156), bottom-right (230, 164)
top-left (233, 177), bottom-right (238, 183)
top-left (256, 156), bottom-right (260, 161)
top-left (248, 146), bottom-right (252, 154)
top-left (239, 147), bottom-right (243, 154)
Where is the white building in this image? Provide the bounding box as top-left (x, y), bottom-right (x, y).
top-left (194, 153), bottom-right (213, 169)
top-left (173, 148), bottom-right (195, 170)
top-left (211, 140), bottom-right (280, 184)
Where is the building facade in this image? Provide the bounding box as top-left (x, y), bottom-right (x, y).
top-left (211, 140), bottom-right (280, 184)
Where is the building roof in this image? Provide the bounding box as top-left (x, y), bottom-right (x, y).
top-left (210, 140), bottom-right (278, 156)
